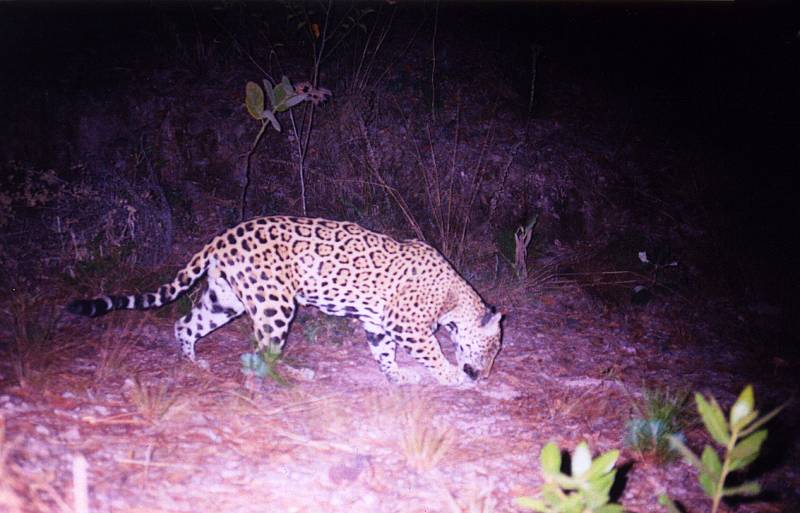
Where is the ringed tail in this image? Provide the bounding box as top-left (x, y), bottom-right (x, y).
top-left (66, 242), bottom-right (214, 318)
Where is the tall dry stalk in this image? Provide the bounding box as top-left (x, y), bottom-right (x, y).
top-left (400, 97), bottom-right (498, 268)
top-left (350, 106), bottom-right (426, 241)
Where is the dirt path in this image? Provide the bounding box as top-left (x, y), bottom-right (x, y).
top-left (1, 286), bottom-right (797, 513)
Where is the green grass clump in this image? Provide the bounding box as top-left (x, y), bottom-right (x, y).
top-left (625, 388), bottom-right (690, 463)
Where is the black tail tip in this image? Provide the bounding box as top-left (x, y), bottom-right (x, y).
top-left (66, 299), bottom-right (109, 317)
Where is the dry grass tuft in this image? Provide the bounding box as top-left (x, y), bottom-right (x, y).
top-left (7, 294), bottom-right (74, 389)
top-left (401, 400), bottom-right (455, 473)
top-left (128, 377), bottom-right (188, 423)
top-left (439, 476), bottom-right (497, 513)
top-left (0, 416), bottom-right (26, 513)
top-left (92, 316), bottom-right (148, 381)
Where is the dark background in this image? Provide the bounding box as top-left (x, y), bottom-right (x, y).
top-left (2, 1), bottom-right (798, 347)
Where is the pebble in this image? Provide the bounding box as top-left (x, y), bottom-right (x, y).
top-left (61, 426), bottom-right (81, 441)
top-left (220, 467), bottom-right (241, 480)
top-left (359, 493), bottom-right (377, 507)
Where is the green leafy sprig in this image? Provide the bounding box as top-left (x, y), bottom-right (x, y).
top-left (660, 385), bottom-right (786, 513)
top-left (516, 441), bottom-right (625, 513)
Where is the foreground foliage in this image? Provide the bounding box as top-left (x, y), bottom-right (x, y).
top-left (625, 387), bottom-right (690, 463)
top-left (516, 441), bottom-right (624, 513)
top-left (660, 385), bottom-right (785, 513)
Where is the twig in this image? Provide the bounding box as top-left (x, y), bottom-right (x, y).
top-left (115, 458), bottom-right (200, 469)
top-left (226, 390), bottom-right (344, 417)
top-left (241, 120), bottom-right (269, 220)
top-left (372, 14), bottom-right (425, 93)
top-left (72, 454), bottom-right (89, 513)
top-left (80, 412), bottom-right (149, 426)
top-left (353, 4), bottom-right (396, 91)
top-left (352, 107), bottom-right (425, 240)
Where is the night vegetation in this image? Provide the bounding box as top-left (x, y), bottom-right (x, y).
top-left (0, 2), bottom-right (797, 512)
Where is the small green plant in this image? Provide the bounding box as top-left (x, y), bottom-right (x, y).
top-left (240, 77), bottom-right (331, 219)
top-left (660, 385), bottom-right (786, 513)
top-left (632, 248), bottom-right (681, 305)
top-left (245, 76), bottom-right (310, 132)
top-left (240, 346), bottom-right (288, 386)
top-left (516, 441), bottom-right (624, 513)
top-left (625, 388), bottom-right (690, 463)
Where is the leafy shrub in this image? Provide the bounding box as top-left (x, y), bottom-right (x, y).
top-left (660, 385), bottom-right (785, 513)
top-left (516, 441), bottom-right (624, 513)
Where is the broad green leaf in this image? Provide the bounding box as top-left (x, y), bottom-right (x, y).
top-left (280, 75), bottom-right (292, 89)
top-left (701, 446), bottom-right (722, 480)
top-left (541, 484), bottom-right (562, 505)
top-left (722, 481), bottom-right (761, 497)
top-left (595, 505), bottom-right (624, 513)
top-left (729, 429), bottom-right (767, 471)
top-left (698, 471), bottom-right (717, 498)
top-left (273, 83), bottom-right (288, 107)
top-left (696, 393), bottom-right (731, 445)
top-left (658, 494), bottom-right (682, 513)
top-left (586, 449), bottom-right (619, 480)
top-left (561, 493), bottom-right (585, 513)
top-left (540, 442), bottom-right (562, 474)
top-left (730, 385), bottom-right (755, 426)
top-left (245, 82), bottom-right (265, 120)
top-left (583, 478), bottom-right (613, 509)
top-left (740, 401), bottom-right (787, 437)
top-left (514, 496), bottom-right (546, 511)
top-left (550, 472), bottom-right (579, 490)
top-left (588, 469), bottom-right (616, 499)
top-left (572, 442), bottom-right (592, 478)
top-left (668, 435), bottom-right (703, 470)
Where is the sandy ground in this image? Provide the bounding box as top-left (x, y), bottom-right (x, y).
top-left (1, 283), bottom-right (797, 513)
